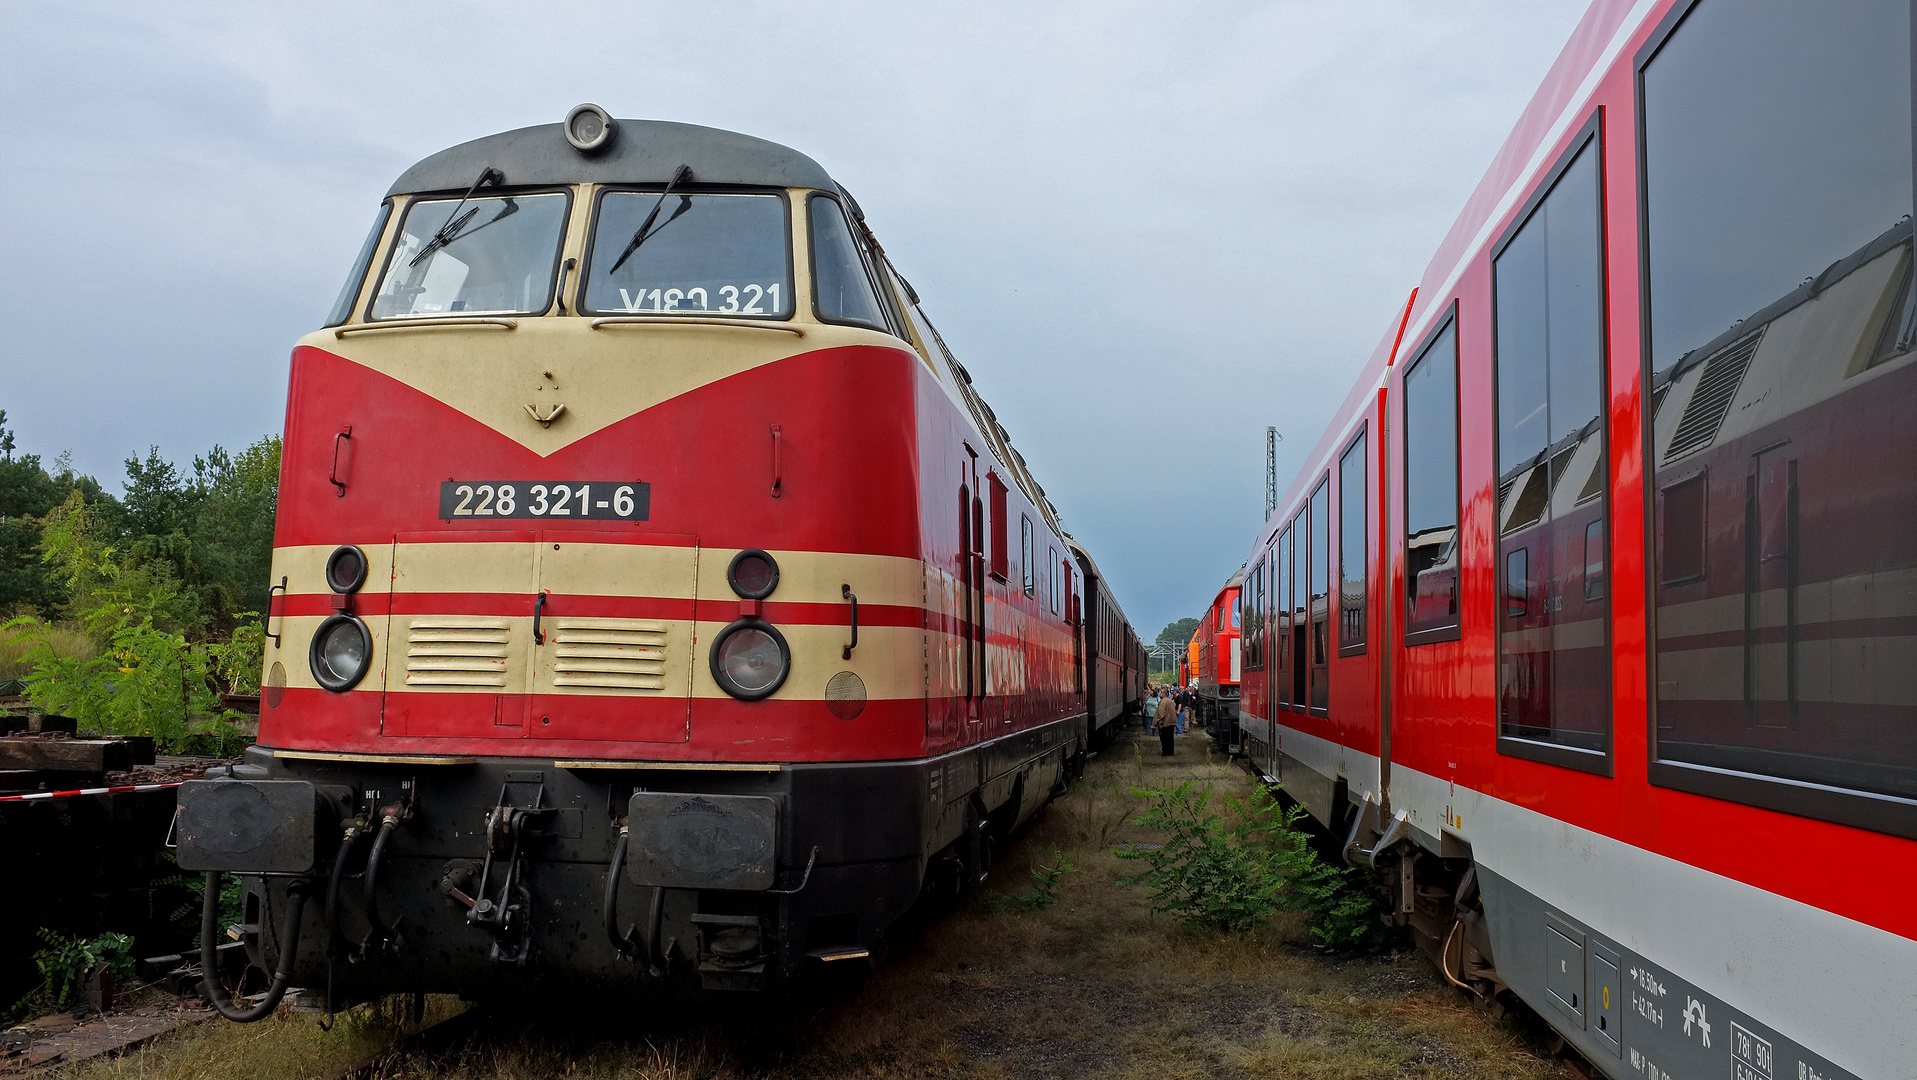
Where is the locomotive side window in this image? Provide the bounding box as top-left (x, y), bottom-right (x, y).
top-left (584, 191), bottom-right (791, 318)
top-left (1308, 476), bottom-right (1330, 713)
top-left (1642, 0), bottom-right (1916, 833)
top-left (808, 195), bottom-right (888, 331)
top-left (371, 192), bottom-right (569, 319)
top-left (1021, 515), bottom-right (1035, 597)
top-left (1338, 428), bottom-right (1368, 655)
top-left (988, 474), bottom-right (1009, 582)
top-left (1402, 316), bottom-right (1461, 642)
top-left (1492, 128), bottom-right (1609, 764)
top-left (324, 201), bottom-right (391, 327)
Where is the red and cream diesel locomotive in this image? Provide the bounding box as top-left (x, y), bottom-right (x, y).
top-left (1192, 569), bottom-right (1242, 742)
top-left (173, 108), bottom-right (1141, 1017)
top-left (1236, 2), bottom-right (1914, 1078)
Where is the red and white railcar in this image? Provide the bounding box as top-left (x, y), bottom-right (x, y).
top-left (1237, 3), bottom-right (1914, 1077)
top-left (172, 111), bottom-right (1138, 1015)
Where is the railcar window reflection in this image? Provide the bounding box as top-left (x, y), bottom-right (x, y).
top-left (1644, 0), bottom-right (1916, 821)
top-left (1309, 478), bottom-right (1330, 712)
top-left (1276, 526), bottom-right (1293, 708)
top-left (584, 192), bottom-right (791, 317)
top-left (1403, 319), bottom-right (1460, 641)
top-left (1493, 134), bottom-right (1608, 759)
top-left (372, 193), bottom-right (569, 319)
top-left (809, 195), bottom-right (889, 331)
top-left (1339, 430), bottom-right (1368, 654)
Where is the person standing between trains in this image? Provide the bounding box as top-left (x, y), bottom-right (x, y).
top-left (1154, 693), bottom-right (1178, 756)
top-left (1143, 688), bottom-right (1159, 734)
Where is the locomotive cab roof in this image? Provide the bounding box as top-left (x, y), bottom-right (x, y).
top-left (386, 117), bottom-right (837, 196)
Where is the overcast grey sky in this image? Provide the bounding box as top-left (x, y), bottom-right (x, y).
top-left (0, 0), bottom-right (1587, 640)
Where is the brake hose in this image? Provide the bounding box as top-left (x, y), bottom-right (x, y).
top-left (200, 872), bottom-right (310, 1022)
top-left (361, 813), bottom-right (401, 954)
top-left (603, 824), bottom-right (640, 958)
top-left (323, 825), bottom-right (362, 955)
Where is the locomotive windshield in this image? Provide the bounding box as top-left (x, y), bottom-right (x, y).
top-left (370, 192), bottom-right (569, 319)
top-left (583, 192), bottom-right (792, 318)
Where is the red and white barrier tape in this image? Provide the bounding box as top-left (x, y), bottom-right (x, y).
top-left (0, 780), bottom-right (184, 803)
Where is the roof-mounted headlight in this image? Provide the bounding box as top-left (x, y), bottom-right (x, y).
top-left (564, 103), bottom-right (617, 153)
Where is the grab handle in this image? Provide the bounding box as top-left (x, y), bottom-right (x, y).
top-left (329, 426), bottom-right (353, 497)
top-left (266, 576), bottom-right (288, 647)
top-left (841, 584), bottom-right (858, 660)
top-left (533, 591), bottom-right (549, 645)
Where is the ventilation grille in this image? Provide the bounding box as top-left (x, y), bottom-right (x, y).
top-left (551, 619), bottom-right (669, 691)
top-left (1664, 331), bottom-right (1762, 463)
top-left (405, 618), bottom-right (510, 687)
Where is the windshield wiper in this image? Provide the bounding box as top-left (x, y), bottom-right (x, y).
top-left (607, 165), bottom-right (694, 274)
top-left (410, 167), bottom-right (504, 267)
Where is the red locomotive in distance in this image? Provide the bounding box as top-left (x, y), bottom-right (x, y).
top-left (1192, 569), bottom-right (1242, 744)
top-left (173, 108), bottom-right (1142, 1018)
top-left (1234, 2), bottom-right (1913, 1078)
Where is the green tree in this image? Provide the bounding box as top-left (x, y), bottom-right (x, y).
top-left (0, 410), bottom-right (116, 616)
top-left (1157, 617), bottom-right (1199, 647)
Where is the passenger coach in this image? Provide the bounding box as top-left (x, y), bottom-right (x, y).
top-left (173, 110), bottom-right (1138, 1016)
top-left (1237, 3), bottom-right (1915, 1078)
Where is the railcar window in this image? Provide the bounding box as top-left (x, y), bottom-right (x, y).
top-left (1644, 0), bottom-right (1917, 827)
top-left (372, 192), bottom-right (569, 319)
top-left (1339, 430), bottom-right (1368, 654)
top-left (808, 195), bottom-right (888, 331)
top-left (1494, 134), bottom-right (1609, 760)
top-left (1309, 478), bottom-right (1330, 712)
top-left (324, 202), bottom-right (391, 327)
top-left (1403, 319), bottom-right (1460, 641)
top-left (584, 191), bottom-right (791, 318)
top-left (1276, 526), bottom-right (1292, 707)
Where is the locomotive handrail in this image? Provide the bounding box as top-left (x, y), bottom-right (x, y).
top-left (590, 316), bottom-right (805, 336)
top-left (842, 584), bottom-right (859, 659)
top-left (334, 317), bottom-right (519, 337)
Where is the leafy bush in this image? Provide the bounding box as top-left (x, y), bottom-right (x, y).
top-left (15, 929), bottom-right (135, 1015)
top-left (162, 854), bottom-right (245, 946)
top-left (1118, 780), bottom-right (1390, 949)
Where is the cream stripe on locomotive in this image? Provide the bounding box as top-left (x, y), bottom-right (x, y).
top-left (268, 543), bottom-right (925, 608)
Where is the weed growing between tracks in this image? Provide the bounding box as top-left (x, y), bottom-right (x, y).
top-left (71, 730), bottom-right (1567, 1079)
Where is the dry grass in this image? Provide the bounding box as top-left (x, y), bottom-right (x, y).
top-left (67, 730), bottom-right (1568, 1079)
top-left (0, 618), bottom-right (96, 680)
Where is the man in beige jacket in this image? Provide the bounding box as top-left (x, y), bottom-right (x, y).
top-left (1153, 693), bottom-right (1178, 757)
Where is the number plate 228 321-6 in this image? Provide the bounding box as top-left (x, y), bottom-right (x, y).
top-left (440, 481), bottom-right (650, 521)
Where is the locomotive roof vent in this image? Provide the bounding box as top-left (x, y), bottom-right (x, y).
top-left (564, 103), bottom-right (617, 154)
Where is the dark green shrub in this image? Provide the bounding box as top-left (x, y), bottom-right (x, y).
top-left (1118, 780), bottom-right (1390, 949)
